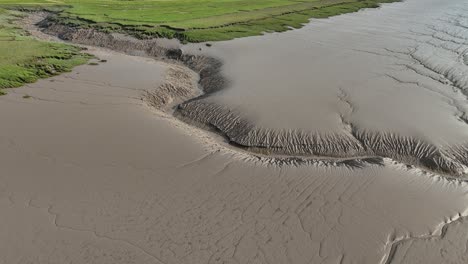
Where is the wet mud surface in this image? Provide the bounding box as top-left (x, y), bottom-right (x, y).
top-left (2, 0), bottom-right (468, 263)
top-left (178, 0), bottom-right (468, 176)
top-left (37, 0), bottom-right (468, 177)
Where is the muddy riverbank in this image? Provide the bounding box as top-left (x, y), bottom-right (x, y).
top-left (2, 1), bottom-right (468, 263)
top-left (27, 4), bottom-right (468, 177)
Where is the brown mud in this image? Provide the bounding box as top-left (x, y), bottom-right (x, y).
top-left (31, 6), bottom-right (468, 178)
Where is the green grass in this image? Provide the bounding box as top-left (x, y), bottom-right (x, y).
top-left (0, 0), bottom-right (399, 42)
top-left (0, 8), bottom-right (90, 91)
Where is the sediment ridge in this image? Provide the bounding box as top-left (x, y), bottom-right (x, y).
top-left (31, 12), bottom-right (468, 177)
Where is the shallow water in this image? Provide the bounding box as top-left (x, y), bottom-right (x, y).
top-left (181, 0), bottom-right (468, 174)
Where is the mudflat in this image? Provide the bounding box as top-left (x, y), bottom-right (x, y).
top-left (178, 0), bottom-right (468, 175)
top-left (1, 0), bottom-right (468, 263)
top-left (1, 51), bottom-right (468, 263)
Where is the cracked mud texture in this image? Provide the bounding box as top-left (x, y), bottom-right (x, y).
top-left (385, 216), bottom-right (468, 264)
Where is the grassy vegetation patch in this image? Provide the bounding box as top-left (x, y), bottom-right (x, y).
top-left (1, 0), bottom-right (399, 42)
top-left (0, 8), bottom-right (90, 89)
